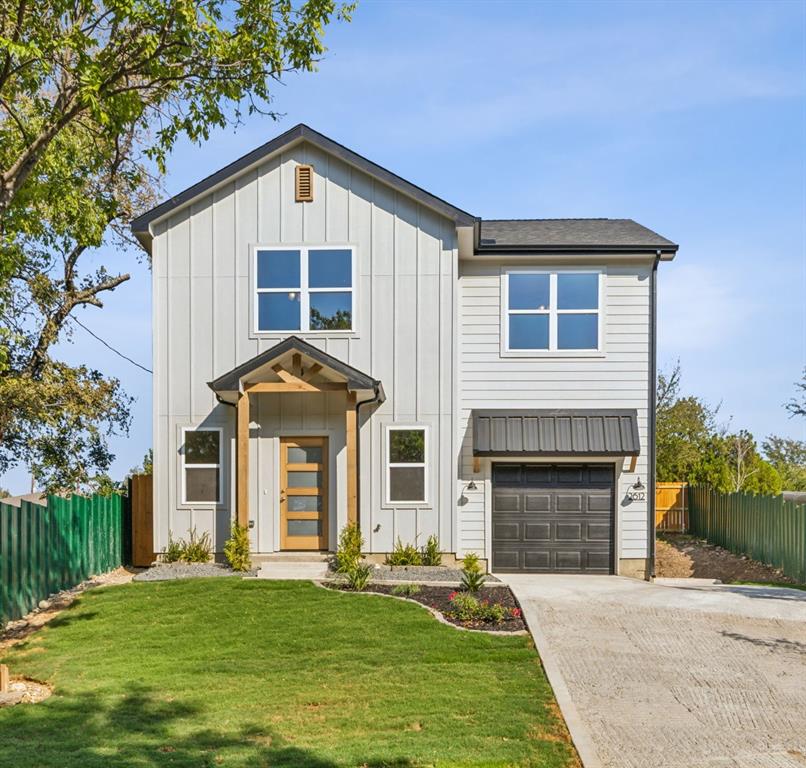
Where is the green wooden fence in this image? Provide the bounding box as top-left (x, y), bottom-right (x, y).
top-left (0, 493), bottom-right (128, 625)
top-left (689, 485), bottom-right (806, 583)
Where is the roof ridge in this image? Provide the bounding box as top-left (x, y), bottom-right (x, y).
top-left (482, 217), bottom-right (626, 223)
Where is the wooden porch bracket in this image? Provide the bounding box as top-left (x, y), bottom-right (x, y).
top-left (346, 392), bottom-right (357, 525)
top-left (237, 392), bottom-right (250, 528)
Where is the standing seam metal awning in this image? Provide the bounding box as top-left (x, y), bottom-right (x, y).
top-left (472, 409), bottom-right (640, 457)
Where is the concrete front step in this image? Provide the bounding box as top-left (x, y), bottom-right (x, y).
top-left (252, 552), bottom-right (330, 564)
top-left (255, 561), bottom-right (330, 580)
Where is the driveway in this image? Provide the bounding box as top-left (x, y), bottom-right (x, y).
top-left (503, 575), bottom-right (806, 768)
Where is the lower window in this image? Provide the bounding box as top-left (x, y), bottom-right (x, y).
top-left (387, 427), bottom-right (427, 503)
top-left (182, 428), bottom-right (222, 504)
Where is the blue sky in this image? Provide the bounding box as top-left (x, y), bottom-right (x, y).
top-left (4, 0), bottom-right (805, 492)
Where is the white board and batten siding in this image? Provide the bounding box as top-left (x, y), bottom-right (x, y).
top-left (457, 261), bottom-right (652, 564)
top-left (152, 141), bottom-right (458, 555)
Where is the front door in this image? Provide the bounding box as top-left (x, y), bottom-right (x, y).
top-left (280, 436), bottom-right (329, 550)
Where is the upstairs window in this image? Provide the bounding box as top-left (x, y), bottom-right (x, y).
top-left (182, 428), bottom-right (222, 504)
top-left (255, 246), bottom-right (354, 332)
top-left (386, 427), bottom-right (427, 504)
top-left (504, 270), bottom-right (602, 353)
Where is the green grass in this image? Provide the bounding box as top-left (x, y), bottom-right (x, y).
top-left (0, 579), bottom-right (578, 767)
top-left (730, 580), bottom-right (806, 591)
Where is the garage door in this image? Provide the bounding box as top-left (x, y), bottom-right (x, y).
top-left (491, 463), bottom-right (615, 574)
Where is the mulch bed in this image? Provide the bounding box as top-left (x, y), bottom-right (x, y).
top-left (327, 582), bottom-right (526, 632)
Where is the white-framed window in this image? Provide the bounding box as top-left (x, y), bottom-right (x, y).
top-left (254, 245), bottom-right (355, 333)
top-left (503, 268), bottom-right (603, 353)
top-left (181, 427), bottom-right (223, 504)
top-left (386, 426), bottom-right (427, 504)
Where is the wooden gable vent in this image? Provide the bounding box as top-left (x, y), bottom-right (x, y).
top-left (295, 164), bottom-right (314, 202)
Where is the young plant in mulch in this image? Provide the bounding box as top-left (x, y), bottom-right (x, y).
top-left (391, 583), bottom-right (421, 597)
top-left (460, 552), bottom-right (485, 593)
top-left (161, 527), bottom-right (213, 564)
top-left (446, 591), bottom-right (521, 628)
top-left (420, 534), bottom-right (442, 566)
top-left (334, 523), bottom-right (371, 591)
top-left (223, 523), bottom-right (252, 571)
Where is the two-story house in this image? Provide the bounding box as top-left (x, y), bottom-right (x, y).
top-left (132, 124), bottom-right (677, 578)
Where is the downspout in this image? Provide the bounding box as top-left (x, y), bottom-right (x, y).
top-left (354, 383), bottom-right (383, 535)
top-left (648, 252), bottom-right (661, 580)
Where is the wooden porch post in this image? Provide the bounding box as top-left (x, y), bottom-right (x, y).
top-left (236, 392), bottom-right (250, 528)
top-left (346, 392), bottom-right (357, 526)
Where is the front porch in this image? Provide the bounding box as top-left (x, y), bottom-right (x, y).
top-left (208, 336), bottom-right (384, 552)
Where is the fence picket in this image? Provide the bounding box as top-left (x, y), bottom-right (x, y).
top-left (689, 485), bottom-right (806, 583)
top-left (0, 493), bottom-right (127, 625)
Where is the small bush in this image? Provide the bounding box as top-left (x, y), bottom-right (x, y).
top-left (420, 534), bottom-right (442, 566)
top-left (386, 537), bottom-right (422, 566)
top-left (460, 552), bottom-right (485, 593)
top-left (335, 522), bottom-right (364, 573)
top-left (447, 592), bottom-right (506, 625)
top-left (163, 532), bottom-right (183, 563)
top-left (391, 583), bottom-right (421, 597)
top-left (223, 523), bottom-right (252, 571)
top-left (182, 527), bottom-right (212, 563)
top-left (343, 562), bottom-right (372, 591)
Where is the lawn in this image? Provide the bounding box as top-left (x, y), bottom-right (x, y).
top-left (0, 579), bottom-right (578, 767)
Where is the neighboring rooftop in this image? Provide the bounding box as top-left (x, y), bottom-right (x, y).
top-left (479, 218), bottom-right (678, 253)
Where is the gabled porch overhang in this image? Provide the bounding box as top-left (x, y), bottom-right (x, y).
top-left (208, 336), bottom-right (384, 534)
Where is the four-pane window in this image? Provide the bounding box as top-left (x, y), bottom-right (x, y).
top-left (182, 428), bottom-right (222, 504)
top-left (505, 270), bottom-right (601, 352)
top-left (387, 427), bottom-right (427, 503)
top-left (255, 247), bottom-right (353, 332)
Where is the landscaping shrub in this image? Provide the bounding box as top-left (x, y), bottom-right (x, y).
top-left (335, 522), bottom-right (364, 573)
top-left (163, 532), bottom-right (183, 563)
top-left (420, 534), bottom-right (442, 566)
top-left (181, 528), bottom-right (212, 563)
top-left (460, 552), bottom-right (485, 593)
top-left (447, 591), bottom-right (510, 625)
top-left (386, 537), bottom-right (422, 566)
top-left (343, 562), bottom-right (372, 591)
top-left (391, 583), bottom-right (422, 597)
top-left (223, 523), bottom-right (252, 571)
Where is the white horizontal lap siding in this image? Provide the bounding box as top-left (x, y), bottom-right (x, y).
top-left (457, 262), bottom-right (652, 562)
top-left (151, 141), bottom-right (458, 555)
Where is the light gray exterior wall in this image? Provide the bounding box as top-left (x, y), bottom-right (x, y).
top-left (457, 260), bottom-right (652, 566)
top-left (152, 141), bottom-right (459, 555)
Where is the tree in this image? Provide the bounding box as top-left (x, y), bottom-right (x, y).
top-left (0, 0), bottom-right (352, 490)
top-left (786, 369), bottom-right (806, 418)
top-left (724, 430), bottom-right (782, 495)
top-left (762, 436), bottom-right (806, 491)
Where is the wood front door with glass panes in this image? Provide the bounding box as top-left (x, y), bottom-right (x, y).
top-left (280, 437), bottom-right (328, 550)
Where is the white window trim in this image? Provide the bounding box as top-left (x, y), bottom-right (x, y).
top-left (385, 425), bottom-right (428, 506)
top-left (180, 426), bottom-right (224, 506)
top-left (252, 244), bottom-right (357, 335)
top-left (501, 267), bottom-right (605, 357)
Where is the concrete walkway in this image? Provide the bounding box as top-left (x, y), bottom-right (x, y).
top-left (502, 575), bottom-right (806, 768)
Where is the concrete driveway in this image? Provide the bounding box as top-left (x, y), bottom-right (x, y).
top-left (503, 575), bottom-right (806, 768)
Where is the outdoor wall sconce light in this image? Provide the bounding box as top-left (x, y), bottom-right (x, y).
top-left (466, 480), bottom-right (477, 491)
top-left (632, 478), bottom-right (645, 491)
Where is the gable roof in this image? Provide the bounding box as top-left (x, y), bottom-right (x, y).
top-left (131, 124), bottom-right (478, 249)
top-left (208, 335), bottom-right (383, 398)
top-left (479, 219), bottom-right (678, 254)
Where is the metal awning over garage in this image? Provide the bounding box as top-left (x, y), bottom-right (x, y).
top-left (472, 409), bottom-right (640, 457)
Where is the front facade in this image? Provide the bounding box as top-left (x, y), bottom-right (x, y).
top-left (133, 124), bottom-right (677, 577)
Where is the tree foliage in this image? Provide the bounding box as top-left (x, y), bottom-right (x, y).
top-left (786, 368), bottom-right (806, 419)
top-left (762, 436), bottom-right (806, 492)
top-left (0, 0), bottom-right (351, 491)
top-left (656, 363), bottom-right (782, 495)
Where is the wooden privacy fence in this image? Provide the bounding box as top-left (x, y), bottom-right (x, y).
top-left (689, 485), bottom-right (806, 583)
top-left (656, 482), bottom-right (688, 532)
top-left (0, 493), bottom-right (128, 625)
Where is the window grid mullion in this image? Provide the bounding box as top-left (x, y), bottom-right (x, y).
top-left (300, 247), bottom-right (310, 331)
top-left (549, 272), bottom-right (558, 351)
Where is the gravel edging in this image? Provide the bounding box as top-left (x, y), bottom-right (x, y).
top-left (133, 563), bottom-right (258, 581)
top-left (365, 564), bottom-right (501, 583)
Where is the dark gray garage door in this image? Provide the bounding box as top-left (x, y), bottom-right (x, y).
top-left (492, 463), bottom-right (615, 574)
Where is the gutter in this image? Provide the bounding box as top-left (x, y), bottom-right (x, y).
top-left (354, 383), bottom-right (384, 535)
top-left (647, 252), bottom-right (661, 580)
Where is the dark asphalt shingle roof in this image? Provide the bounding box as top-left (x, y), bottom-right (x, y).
top-left (479, 219), bottom-right (677, 252)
